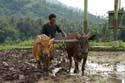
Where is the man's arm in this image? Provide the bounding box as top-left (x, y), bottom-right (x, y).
top-left (56, 25), bottom-right (67, 37)
top-left (60, 31), bottom-right (67, 38)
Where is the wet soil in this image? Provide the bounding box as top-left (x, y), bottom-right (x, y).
top-left (0, 50), bottom-right (125, 83)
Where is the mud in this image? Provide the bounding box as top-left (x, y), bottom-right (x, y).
top-left (0, 50), bottom-right (125, 83)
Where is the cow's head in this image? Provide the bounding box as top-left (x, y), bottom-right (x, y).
top-left (37, 35), bottom-right (54, 57)
top-left (76, 32), bottom-right (95, 55)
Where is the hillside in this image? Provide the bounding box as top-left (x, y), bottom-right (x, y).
top-left (0, 0), bottom-right (107, 43)
top-left (0, 0), bottom-right (104, 24)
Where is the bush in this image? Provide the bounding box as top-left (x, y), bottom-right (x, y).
top-left (119, 41), bottom-right (125, 48)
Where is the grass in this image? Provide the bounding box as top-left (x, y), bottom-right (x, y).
top-left (89, 41), bottom-right (112, 46)
top-left (119, 41), bottom-right (125, 48)
top-left (90, 41), bottom-right (125, 48)
top-left (0, 39), bottom-right (62, 51)
top-left (0, 40), bottom-right (125, 51)
top-left (17, 39), bottom-right (33, 46)
top-left (0, 39), bottom-right (33, 51)
top-left (0, 45), bottom-right (32, 51)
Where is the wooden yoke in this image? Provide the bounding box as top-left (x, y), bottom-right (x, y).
top-left (54, 39), bottom-right (78, 44)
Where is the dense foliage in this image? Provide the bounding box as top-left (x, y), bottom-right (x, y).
top-left (0, 0), bottom-right (104, 24)
top-left (0, 0), bottom-right (106, 44)
top-left (0, 0), bottom-right (124, 44)
top-left (0, 17), bottom-right (44, 43)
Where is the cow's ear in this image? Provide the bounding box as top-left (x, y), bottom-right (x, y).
top-left (88, 35), bottom-right (96, 40)
top-left (50, 38), bottom-right (54, 43)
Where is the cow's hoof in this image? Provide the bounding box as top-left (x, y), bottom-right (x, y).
top-left (74, 70), bottom-right (79, 73)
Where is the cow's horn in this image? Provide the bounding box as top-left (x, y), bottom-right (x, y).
top-left (50, 38), bottom-right (54, 42)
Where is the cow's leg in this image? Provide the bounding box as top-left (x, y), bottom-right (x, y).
top-left (43, 55), bottom-right (49, 76)
top-left (36, 56), bottom-right (41, 69)
top-left (67, 53), bottom-right (72, 73)
top-left (69, 56), bottom-right (72, 73)
top-left (74, 57), bottom-right (79, 73)
top-left (44, 62), bottom-right (49, 76)
top-left (81, 55), bottom-right (88, 75)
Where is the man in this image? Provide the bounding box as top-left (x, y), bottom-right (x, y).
top-left (41, 14), bottom-right (66, 38)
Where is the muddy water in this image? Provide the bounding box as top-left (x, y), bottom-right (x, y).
top-left (37, 51), bottom-right (125, 83)
top-left (86, 52), bottom-right (125, 83)
top-left (0, 50), bottom-right (125, 83)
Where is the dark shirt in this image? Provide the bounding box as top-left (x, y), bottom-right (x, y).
top-left (41, 23), bottom-right (62, 38)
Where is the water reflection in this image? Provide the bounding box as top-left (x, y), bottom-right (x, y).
top-left (122, 80), bottom-right (125, 83)
top-left (87, 61), bottom-right (125, 83)
top-left (109, 62), bottom-right (122, 83)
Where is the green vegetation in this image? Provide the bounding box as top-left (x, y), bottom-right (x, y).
top-left (0, 45), bottom-right (32, 51)
top-left (0, 39), bottom-right (125, 51)
top-left (0, 0), bottom-right (106, 44)
top-left (17, 39), bottom-right (33, 46)
top-left (119, 40), bottom-right (125, 48)
top-left (89, 41), bottom-right (112, 46)
top-left (0, 0), bottom-right (104, 24)
top-left (0, 39), bottom-right (33, 50)
top-left (90, 41), bottom-right (125, 48)
top-left (0, 0), bottom-right (125, 50)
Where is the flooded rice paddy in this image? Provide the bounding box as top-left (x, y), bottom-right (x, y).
top-left (0, 50), bottom-right (125, 83)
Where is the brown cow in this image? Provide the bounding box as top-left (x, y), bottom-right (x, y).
top-left (66, 32), bottom-right (95, 75)
top-left (32, 34), bottom-right (54, 74)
